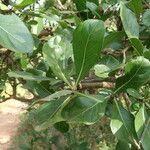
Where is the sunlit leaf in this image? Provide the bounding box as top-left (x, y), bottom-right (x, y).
top-left (0, 14), bottom-right (34, 53)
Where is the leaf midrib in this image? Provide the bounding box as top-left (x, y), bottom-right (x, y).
top-left (0, 25), bottom-right (24, 43)
top-left (76, 31), bottom-right (92, 85)
top-left (114, 64), bottom-right (142, 93)
top-left (70, 95), bottom-right (108, 122)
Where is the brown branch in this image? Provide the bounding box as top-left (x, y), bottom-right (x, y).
top-left (78, 81), bottom-right (115, 90)
top-left (38, 28), bottom-right (53, 38)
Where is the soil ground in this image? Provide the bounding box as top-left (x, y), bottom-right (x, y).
top-left (0, 99), bottom-right (27, 150)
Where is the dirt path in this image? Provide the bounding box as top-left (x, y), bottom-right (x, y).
top-left (0, 99), bottom-right (27, 150)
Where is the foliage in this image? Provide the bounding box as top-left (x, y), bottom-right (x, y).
top-left (0, 0), bottom-right (150, 149)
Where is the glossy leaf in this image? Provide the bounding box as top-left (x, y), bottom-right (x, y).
top-left (0, 14), bottom-right (34, 53)
top-left (73, 19), bottom-right (105, 84)
top-left (62, 94), bottom-right (107, 124)
top-left (115, 57), bottom-right (150, 93)
top-left (120, 2), bottom-right (139, 38)
top-left (110, 100), bottom-right (137, 143)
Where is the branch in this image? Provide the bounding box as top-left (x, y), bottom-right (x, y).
top-left (78, 81), bottom-right (115, 90)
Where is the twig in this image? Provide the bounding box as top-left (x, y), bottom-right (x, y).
top-left (78, 81), bottom-right (115, 90)
top-left (123, 93), bottom-right (131, 110)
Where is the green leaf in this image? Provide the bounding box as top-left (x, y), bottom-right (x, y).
top-left (94, 55), bottom-right (120, 78)
top-left (8, 71), bottom-right (51, 81)
top-left (127, 88), bottom-right (142, 99)
top-left (135, 105), bottom-right (147, 137)
top-left (110, 100), bottom-right (137, 143)
top-left (73, 0), bottom-right (99, 11)
top-left (0, 14), bottom-right (33, 53)
top-left (54, 121), bottom-right (69, 133)
top-left (116, 140), bottom-right (131, 150)
top-left (86, 1), bottom-right (100, 18)
top-left (29, 90), bottom-right (73, 108)
top-left (135, 105), bottom-right (150, 150)
top-left (103, 31), bottom-right (125, 48)
top-left (32, 96), bottom-right (73, 131)
top-left (94, 64), bottom-right (110, 78)
top-left (25, 81), bottom-right (51, 98)
top-left (130, 38), bottom-right (144, 55)
top-left (115, 57), bottom-right (150, 93)
top-left (141, 118), bottom-right (150, 150)
top-left (142, 9), bottom-right (150, 27)
top-left (43, 37), bottom-right (72, 87)
top-left (128, 0), bottom-right (143, 16)
top-left (120, 2), bottom-right (139, 38)
top-left (15, 0), bottom-right (36, 9)
top-left (62, 93), bottom-right (107, 124)
top-left (73, 19), bottom-right (105, 84)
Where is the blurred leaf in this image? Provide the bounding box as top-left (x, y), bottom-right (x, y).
top-left (115, 57), bottom-right (150, 93)
top-left (94, 64), bottom-right (110, 78)
top-left (128, 0), bottom-right (143, 16)
top-left (116, 140), bottom-right (131, 150)
top-left (135, 105), bottom-right (147, 137)
top-left (62, 94), bottom-right (107, 124)
top-left (8, 71), bottom-right (51, 81)
top-left (103, 31), bottom-right (125, 48)
top-left (0, 14), bottom-right (34, 53)
top-left (120, 2), bottom-right (139, 38)
top-left (143, 9), bottom-right (150, 27)
top-left (73, 0), bottom-right (99, 11)
top-left (86, 1), bottom-right (100, 18)
top-left (127, 88), bottom-right (142, 99)
top-left (73, 19), bottom-right (105, 84)
top-left (130, 38), bottom-right (144, 55)
top-left (0, 2), bottom-right (8, 10)
top-left (15, 0), bottom-right (36, 9)
top-left (54, 121), bottom-right (69, 133)
top-left (70, 142), bottom-right (90, 150)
